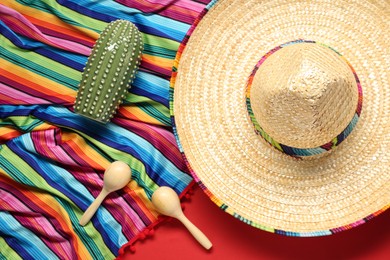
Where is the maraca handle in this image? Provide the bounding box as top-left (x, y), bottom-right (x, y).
top-left (79, 190), bottom-right (109, 226)
top-left (177, 214), bottom-right (212, 250)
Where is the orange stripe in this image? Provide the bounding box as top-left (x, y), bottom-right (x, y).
top-left (27, 190), bottom-right (89, 258)
top-left (32, 123), bottom-right (57, 132)
top-left (0, 67), bottom-right (75, 104)
top-left (0, 92), bottom-right (20, 105)
top-left (126, 183), bottom-right (157, 221)
top-left (0, 127), bottom-right (22, 142)
top-left (61, 132), bottom-right (109, 169)
top-left (1, 198), bottom-right (70, 256)
top-left (142, 54), bottom-right (173, 71)
top-left (61, 131), bottom-right (156, 221)
top-left (2, 0), bottom-right (98, 43)
top-left (136, 0), bottom-right (199, 18)
top-left (119, 106), bottom-right (163, 126)
top-left (0, 173), bottom-right (89, 258)
top-left (62, 134), bottom-right (157, 230)
top-left (25, 15), bottom-right (98, 44)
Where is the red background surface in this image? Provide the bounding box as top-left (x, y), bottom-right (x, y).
top-left (121, 186), bottom-right (390, 260)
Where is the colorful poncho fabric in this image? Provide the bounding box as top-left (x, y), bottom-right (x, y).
top-left (0, 0), bottom-right (211, 259)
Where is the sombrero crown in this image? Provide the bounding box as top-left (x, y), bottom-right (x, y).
top-left (248, 42), bottom-right (362, 156)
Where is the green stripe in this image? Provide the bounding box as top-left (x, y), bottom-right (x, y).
top-left (111, 154), bottom-right (157, 199)
top-left (79, 138), bottom-right (158, 198)
top-left (0, 146), bottom-right (110, 259)
top-left (0, 116), bottom-right (45, 133)
top-left (126, 94), bottom-right (170, 125)
top-left (0, 35), bottom-right (82, 82)
top-left (0, 150), bottom-right (35, 186)
top-left (61, 127), bottom-right (158, 193)
top-left (0, 146), bottom-right (70, 199)
top-left (16, 0), bottom-right (107, 32)
top-left (0, 212), bottom-right (59, 259)
top-left (139, 103), bottom-right (170, 126)
top-left (0, 46), bottom-right (79, 89)
top-left (143, 34), bottom-right (180, 50)
top-left (125, 94), bottom-right (170, 126)
top-left (59, 199), bottom-right (111, 259)
top-left (143, 44), bottom-right (177, 59)
top-left (125, 93), bottom-right (148, 103)
top-left (0, 120), bottom-right (158, 200)
top-left (0, 237), bottom-right (23, 260)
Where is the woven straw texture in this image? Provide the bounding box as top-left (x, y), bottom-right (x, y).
top-left (250, 43), bottom-right (359, 149)
top-left (171, 0), bottom-right (390, 235)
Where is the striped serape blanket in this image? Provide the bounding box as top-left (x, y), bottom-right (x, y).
top-left (0, 0), bottom-right (211, 259)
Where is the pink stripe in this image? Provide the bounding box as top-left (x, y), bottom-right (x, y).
top-left (0, 75), bottom-right (69, 104)
top-left (34, 129), bottom-right (106, 199)
top-left (31, 130), bottom-right (76, 165)
top-left (42, 129), bottom-right (147, 233)
top-left (0, 83), bottom-right (50, 105)
top-left (0, 188), bottom-right (74, 258)
top-left (0, 5), bottom-right (90, 56)
top-left (114, 117), bottom-right (188, 172)
top-left (142, 62), bottom-right (171, 78)
top-left (110, 193), bottom-right (147, 233)
top-left (50, 130), bottom-right (153, 233)
top-left (31, 129), bottom-right (147, 235)
top-left (116, 0), bottom-right (203, 24)
top-left (144, 0), bottom-right (204, 12)
top-left (36, 25), bottom-right (94, 48)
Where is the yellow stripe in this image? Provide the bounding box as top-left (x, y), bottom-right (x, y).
top-left (129, 180), bottom-right (159, 219)
top-left (61, 131), bottom-right (111, 169)
top-left (122, 106), bottom-right (164, 125)
top-left (2, 0), bottom-right (105, 34)
top-left (61, 129), bottom-right (158, 194)
top-left (0, 147), bottom-right (101, 259)
top-left (0, 34), bottom-right (82, 81)
top-left (143, 53), bottom-right (174, 71)
top-left (0, 58), bottom-right (76, 98)
top-left (0, 126), bottom-right (21, 139)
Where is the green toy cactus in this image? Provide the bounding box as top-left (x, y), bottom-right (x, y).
top-left (74, 19), bottom-right (143, 123)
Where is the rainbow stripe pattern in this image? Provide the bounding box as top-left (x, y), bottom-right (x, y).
top-left (0, 0), bottom-right (211, 258)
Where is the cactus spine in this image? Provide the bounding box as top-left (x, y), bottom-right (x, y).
top-left (74, 19), bottom-right (143, 123)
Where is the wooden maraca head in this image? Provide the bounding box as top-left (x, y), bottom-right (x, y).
top-left (103, 161), bottom-right (132, 192)
top-left (151, 186), bottom-right (182, 218)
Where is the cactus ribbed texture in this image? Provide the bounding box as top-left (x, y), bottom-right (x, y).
top-left (74, 19), bottom-right (143, 123)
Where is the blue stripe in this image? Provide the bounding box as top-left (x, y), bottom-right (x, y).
top-left (0, 45), bottom-right (80, 89)
top-left (28, 106), bottom-right (192, 191)
top-left (7, 135), bottom-right (125, 253)
top-left (132, 71), bottom-right (170, 106)
top-left (9, 136), bottom-right (87, 207)
top-left (0, 29), bottom-right (87, 71)
top-left (0, 211), bottom-right (58, 260)
top-left (35, 47), bottom-right (85, 71)
top-left (59, 0), bottom-right (190, 41)
top-left (0, 21), bottom-right (27, 49)
top-left (0, 105), bottom-right (36, 116)
top-left (343, 114), bottom-right (358, 139)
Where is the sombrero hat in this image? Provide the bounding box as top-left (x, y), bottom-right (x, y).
top-left (170, 0), bottom-right (390, 236)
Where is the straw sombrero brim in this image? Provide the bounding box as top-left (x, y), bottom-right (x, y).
top-left (170, 0), bottom-right (390, 236)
